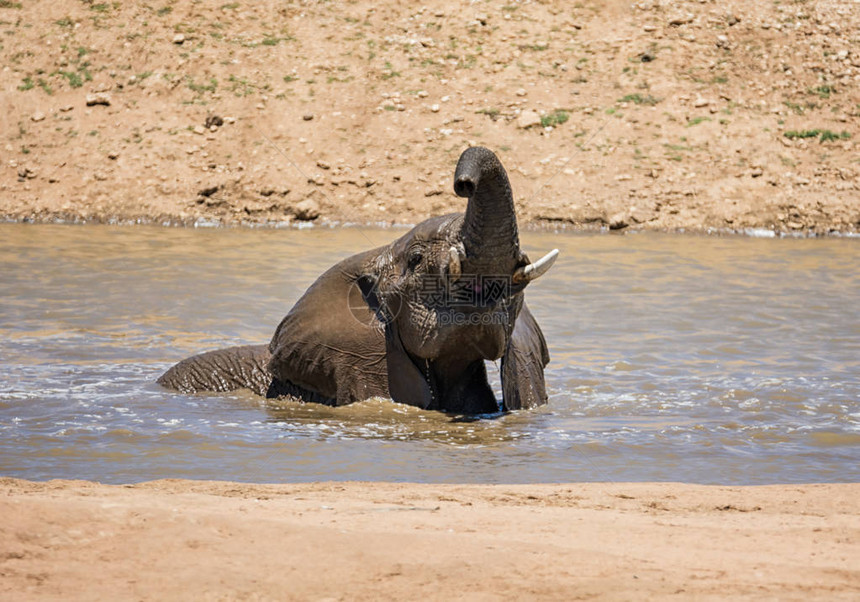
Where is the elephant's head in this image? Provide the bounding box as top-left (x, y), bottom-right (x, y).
top-left (352, 146), bottom-right (557, 413)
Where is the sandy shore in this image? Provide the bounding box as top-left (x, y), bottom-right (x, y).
top-left (1, 479), bottom-right (858, 600)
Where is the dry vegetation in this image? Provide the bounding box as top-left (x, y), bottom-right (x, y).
top-left (1, 0), bottom-right (858, 234)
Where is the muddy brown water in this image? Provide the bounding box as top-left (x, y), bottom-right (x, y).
top-left (1, 223), bottom-right (858, 484)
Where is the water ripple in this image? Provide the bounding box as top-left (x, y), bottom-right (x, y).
top-left (0, 224), bottom-right (858, 484)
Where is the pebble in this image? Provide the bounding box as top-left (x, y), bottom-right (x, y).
top-left (516, 88), bottom-right (527, 97)
top-left (693, 97), bottom-right (709, 108)
top-left (198, 185), bottom-right (220, 198)
top-left (516, 110), bottom-right (542, 129)
top-left (430, 104), bottom-right (440, 112)
top-left (293, 199), bottom-right (320, 221)
top-left (18, 166), bottom-right (37, 180)
top-left (31, 111), bottom-right (46, 122)
top-left (302, 113), bottom-right (314, 121)
top-left (173, 34), bottom-right (185, 45)
top-left (609, 213), bottom-right (629, 230)
top-left (85, 92), bottom-right (111, 106)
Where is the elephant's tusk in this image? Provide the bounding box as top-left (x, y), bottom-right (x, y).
top-left (447, 246), bottom-right (462, 280)
top-left (512, 249), bottom-right (559, 284)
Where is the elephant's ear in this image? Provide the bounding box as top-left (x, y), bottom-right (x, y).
top-left (501, 302), bottom-right (550, 411)
top-left (267, 247), bottom-right (388, 405)
top-left (356, 267), bottom-right (433, 409)
top-left (384, 323), bottom-right (434, 410)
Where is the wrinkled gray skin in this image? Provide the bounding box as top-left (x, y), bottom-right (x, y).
top-left (159, 147), bottom-right (551, 413)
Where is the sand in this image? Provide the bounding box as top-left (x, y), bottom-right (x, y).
top-left (2, 478), bottom-right (858, 600)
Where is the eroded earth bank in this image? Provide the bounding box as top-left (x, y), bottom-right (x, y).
top-left (2, 0), bottom-right (859, 234)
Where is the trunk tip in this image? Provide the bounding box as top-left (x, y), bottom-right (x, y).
top-left (454, 177), bottom-right (476, 198)
top-left (453, 146), bottom-right (499, 198)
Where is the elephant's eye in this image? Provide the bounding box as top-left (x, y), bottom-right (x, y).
top-left (407, 250), bottom-right (423, 270)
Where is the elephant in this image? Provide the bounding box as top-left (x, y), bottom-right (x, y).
top-left (158, 146), bottom-right (558, 413)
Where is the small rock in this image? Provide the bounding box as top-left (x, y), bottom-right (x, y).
top-left (516, 109), bottom-right (542, 129)
top-left (198, 185), bottom-right (220, 197)
top-left (85, 92), bottom-right (111, 107)
top-left (302, 113), bottom-right (314, 121)
top-left (293, 199), bottom-right (320, 221)
top-left (31, 111), bottom-right (46, 122)
top-left (643, 25), bottom-right (657, 32)
top-left (59, 105), bottom-right (74, 113)
top-left (750, 167), bottom-right (763, 178)
top-left (17, 166), bottom-right (36, 180)
top-left (668, 15), bottom-right (693, 27)
top-left (193, 125), bottom-right (206, 135)
top-left (693, 97), bottom-right (709, 108)
top-left (173, 34), bottom-right (185, 45)
top-left (515, 88), bottom-right (527, 97)
top-left (316, 160), bottom-right (331, 170)
top-left (204, 114), bottom-right (224, 128)
top-left (107, 150), bottom-right (120, 160)
top-left (430, 104), bottom-right (440, 112)
top-left (424, 189), bottom-right (443, 197)
top-left (726, 14), bottom-right (740, 27)
top-left (609, 213), bottom-right (629, 230)
top-left (638, 49), bottom-right (656, 62)
top-left (417, 90), bottom-right (428, 98)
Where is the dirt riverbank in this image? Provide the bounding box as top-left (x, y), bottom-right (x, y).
top-left (1, 0), bottom-right (858, 234)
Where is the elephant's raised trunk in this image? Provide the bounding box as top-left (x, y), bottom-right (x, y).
top-left (454, 147), bottom-right (520, 277)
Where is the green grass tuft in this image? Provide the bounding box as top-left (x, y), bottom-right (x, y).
top-left (541, 109), bottom-right (569, 128)
top-left (784, 129), bottom-right (851, 143)
top-left (619, 93), bottom-right (660, 106)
